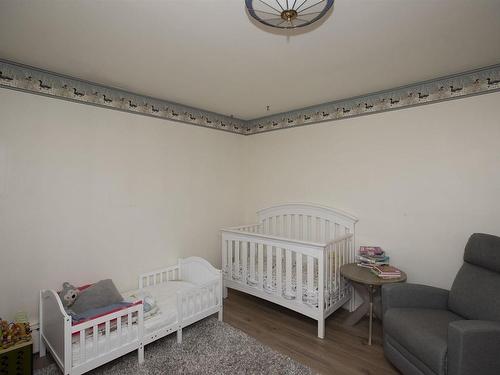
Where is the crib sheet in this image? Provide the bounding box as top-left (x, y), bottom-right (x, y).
top-left (226, 257), bottom-right (344, 307)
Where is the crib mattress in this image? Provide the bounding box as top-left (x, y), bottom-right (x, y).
top-left (71, 281), bottom-right (197, 366)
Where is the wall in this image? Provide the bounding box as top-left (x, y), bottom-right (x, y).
top-left (1, 87), bottom-right (499, 323)
top-left (0, 89), bottom-right (245, 321)
top-left (244, 92), bottom-right (500, 290)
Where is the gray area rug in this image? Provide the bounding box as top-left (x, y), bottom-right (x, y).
top-left (35, 317), bottom-right (313, 374)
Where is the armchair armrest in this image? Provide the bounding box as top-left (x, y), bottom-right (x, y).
top-left (382, 283), bottom-right (449, 317)
top-left (448, 320), bottom-right (500, 375)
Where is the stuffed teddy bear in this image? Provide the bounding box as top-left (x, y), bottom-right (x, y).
top-left (59, 282), bottom-right (80, 308)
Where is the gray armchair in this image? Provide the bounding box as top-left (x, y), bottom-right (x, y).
top-left (382, 233), bottom-right (500, 375)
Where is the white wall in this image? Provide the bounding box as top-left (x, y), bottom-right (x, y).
top-left (244, 92), bottom-right (500, 290)
top-left (0, 89), bottom-right (245, 321)
top-left (1, 88), bottom-right (499, 322)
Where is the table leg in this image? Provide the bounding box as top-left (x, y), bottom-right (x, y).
top-left (344, 281), bottom-right (370, 326)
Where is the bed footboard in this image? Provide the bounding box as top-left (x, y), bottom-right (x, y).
top-left (177, 278), bottom-right (222, 328)
top-left (39, 289), bottom-right (70, 371)
top-left (40, 289), bottom-right (144, 375)
top-left (139, 257), bottom-right (223, 345)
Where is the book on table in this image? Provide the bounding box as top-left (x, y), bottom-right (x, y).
top-left (359, 246), bottom-right (385, 256)
top-left (371, 264), bottom-right (402, 279)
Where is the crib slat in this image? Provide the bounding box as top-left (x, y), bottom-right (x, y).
top-left (228, 240), bottom-right (233, 280)
top-left (335, 242), bottom-right (339, 292)
top-left (234, 241), bottom-right (240, 279)
top-left (296, 252), bottom-right (302, 303)
top-left (258, 243), bottom-right (264, 289)
top-left (128, 312), bottom-right (132, 341)
top-left (276, 247), bottom-right (282, 296)
top-left (241, 241), bottom-right (247, 283)
top-left (93, 325), bottom-right (98, 358)
top-left (307, 216), bottom-right (312, 242)
top-left (117, 314), bottom-right (122, 345)
top-left (222, 239), bottom-right (227, 279)
top-left (266, 245), bottom-right (273, 290)
top-left (329, 244), bottom-right (334, 305)
top-left (285, 249), bottom-right (292, 298)
top-left (80, 329), bottom-right (86, 363)
top-left (105, 321), bottom-right (110, 352)
top-left (307, 255), bottom-right (314, 300)
top-left (249, 242), bottom-right (256, 283)
top-left (318, 218), bottom-right (324, 243)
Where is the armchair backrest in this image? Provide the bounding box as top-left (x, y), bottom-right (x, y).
top-left (448, 233), bottom-right (500, 321)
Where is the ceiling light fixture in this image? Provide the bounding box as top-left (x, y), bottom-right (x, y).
top-left (246, 0), bottom-right (334, 29)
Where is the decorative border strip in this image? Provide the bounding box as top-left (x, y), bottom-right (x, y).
top-left (1, 58), bottom-right (499, 135)
top-left (0, 59), bottom-right (246, 134)
top-left (247, 64), bottom-right (500, 134)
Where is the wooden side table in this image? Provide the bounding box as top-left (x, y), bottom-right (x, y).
top-left (0, 340), bottom-right (33, 375)
top-left (340, 263), bottom-right (406, 345)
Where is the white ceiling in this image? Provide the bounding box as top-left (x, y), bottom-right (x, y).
top-left (1, 0), bottom-right (499, 119)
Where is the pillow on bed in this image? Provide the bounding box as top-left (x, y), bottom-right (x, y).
top-left (124, 290), bottom-right (159, 320)
top-left (71, 279), bottom-right (123, 314)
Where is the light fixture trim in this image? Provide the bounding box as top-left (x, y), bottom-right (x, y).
top-left (246, 0), bottom-right (335, 29)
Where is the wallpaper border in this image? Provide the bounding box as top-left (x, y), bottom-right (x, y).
top-left (0, 59), bottom-right (246, 134)
top-left (1, 59), bottom-right (499, 135)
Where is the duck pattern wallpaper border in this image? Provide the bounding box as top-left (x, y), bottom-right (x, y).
top-left (1, 59), bottom-right (499, 135)
top-left (0, 59), bottom-right (246, 134)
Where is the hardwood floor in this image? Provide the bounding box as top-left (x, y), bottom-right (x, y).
top-left (223, 289), bottom-right (399, 375)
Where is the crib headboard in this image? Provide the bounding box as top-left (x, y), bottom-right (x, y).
top-left (256, 203), bottom-right (357, 243)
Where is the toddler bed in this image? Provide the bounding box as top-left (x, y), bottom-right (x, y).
top-left (221, 203), bottom-right (357, 338)
top-left (39, 257), bottom-right (222, 375)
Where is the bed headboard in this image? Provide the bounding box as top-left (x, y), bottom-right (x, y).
top-left (256, 203), bottom-right (357, 243)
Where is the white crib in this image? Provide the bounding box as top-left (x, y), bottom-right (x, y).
top-left (39, 257), bottom-right (222, 375)
top-left (221, 203), bottom-right (357, 338)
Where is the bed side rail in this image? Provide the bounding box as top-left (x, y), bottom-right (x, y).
top-left (40, 289), bottom-right (70, 371)
top-left (139, 263), bottom-right (180, 288)
top-left (70, 303), bottom-right (143, 366)
top-left (177, 278), bottom-right (221, 327)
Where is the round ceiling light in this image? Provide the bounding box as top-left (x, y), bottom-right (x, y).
top-left (246, 0), bottom-right (335, 29)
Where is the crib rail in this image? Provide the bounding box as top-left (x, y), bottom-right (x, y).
top-left (221, 228), bottom-right (354, 318)
top-left (139, 263), bottom-right (180, 288)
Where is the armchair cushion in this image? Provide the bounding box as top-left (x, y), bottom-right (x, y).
top-left (464, 233), bottom-right (500, 273)
top-left (384, 308), bottom-right (462, 375)
top-left (447, 320), bottom-right (500, 375)
top-left (448, 263), bottom-right (500, 321)
top-left (382, 283), bottom-right (449, 317)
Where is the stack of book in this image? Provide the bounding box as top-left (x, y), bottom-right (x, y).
top-left (357, 246), bottom-right (389, 268)
top-left (371, 264), bottom-right (402, 279)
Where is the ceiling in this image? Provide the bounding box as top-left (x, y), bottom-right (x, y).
top-left (0, 0), bottom-right (499, 120)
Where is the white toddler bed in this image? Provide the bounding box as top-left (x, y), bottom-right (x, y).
top-left (221, 203), bottom-right (357, 338)
top-left (39, 257), bottom-right (222, 375)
